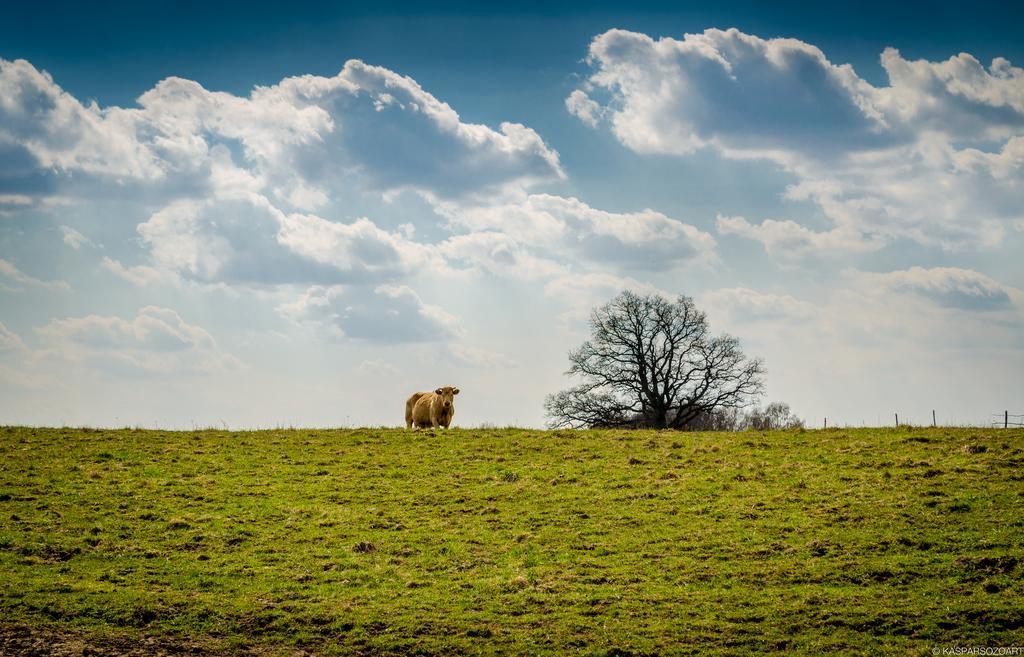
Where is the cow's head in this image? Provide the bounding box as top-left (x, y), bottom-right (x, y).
top-left (434, 386), bottom-right (460, 410)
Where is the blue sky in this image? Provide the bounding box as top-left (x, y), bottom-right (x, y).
top-left (1, 1), bottom-right (1022, 427)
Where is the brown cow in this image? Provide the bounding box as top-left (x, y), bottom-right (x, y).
top-left (406, 386), bottom-right (459, 429)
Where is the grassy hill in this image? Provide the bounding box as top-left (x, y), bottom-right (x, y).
top-left (1, 425), bottom-right (1022, 655)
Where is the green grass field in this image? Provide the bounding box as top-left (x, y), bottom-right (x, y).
top-left (1, 425), bottom-right (1022, 655)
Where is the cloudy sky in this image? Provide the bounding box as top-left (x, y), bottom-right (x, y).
top-left (1, 0), bottom-right (1022, 428)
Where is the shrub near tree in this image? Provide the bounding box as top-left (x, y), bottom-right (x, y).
top-left (746, 402), bottom-right (804, 430)
top-left (671, 403), bottom-right (805, 431)
top-left (545, 290), bottom-right (766, 429)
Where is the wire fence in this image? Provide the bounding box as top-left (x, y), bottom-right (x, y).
top-left (991, 411), bottom-right (1024, 428)
top-left (820, 411), bottom-right (1024, 429)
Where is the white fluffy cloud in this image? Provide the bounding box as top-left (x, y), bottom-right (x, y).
top-left (565, 90), bottom-right (603, 128)
top-left (0, 59), bottom-right (162, 178)
top-left (60, 225), bottom-right (93, 250)
top-left (704, 267), bottom-right (1023, 351)
top-left (435, 193), bottom-right (716, 271)
top-left (131, 185), bottom-right (714, 302)
top-left (278, 284), bottom-right (462, 343)
top-left (136, 194), bottom-right (427, 285)
top-left (0, 194), bottom-right (33, 210)
top-left (0, 258), bottom-right (70, 292)
top-left (570, 28), bottom-right (1024, 255)
top-left (716, 214), bottom-right (881, 261)
top-left (0, 57), bottom-right (564, 205)
top-left (35, 306), bottom-right (239, 373)
top-left (878, 48), bottom-right (1024, 140)
top-left (701, 287), bottom-right (818, 323)
top-left (572, 28), bottom-right (1024, 160)
top-left (571, 28), bottom-right (888, 160)
top-left (437, 231), bottom-right (566, 281)
top-left (0, 321), bottom-right (26, 352)
top-left (101, 257), bottom-right (179, 287)
top-left (848, 266), bottom-right (1022, 312)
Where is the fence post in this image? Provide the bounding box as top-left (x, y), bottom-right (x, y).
top-left (1007, 411), bottom-right (1010, 429)
top-left (895, 413), bottom-right (899, 427)
top-left (824, 417), bottom-right (827, 429)
top-left (932, 410), bottom-right (936, 427)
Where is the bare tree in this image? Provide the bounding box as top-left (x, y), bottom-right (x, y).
top-left (545, 290), bottom-right (765, 429)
